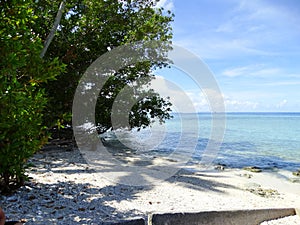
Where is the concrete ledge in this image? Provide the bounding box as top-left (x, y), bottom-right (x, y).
top-left (295, 208), bottom-right (300, 216)
top-left (149, 208), bottom-right (296, 225)
top-left (101, 208), bottom-right (299, 224)
top-left (104, 218), bottom-right (145, 225)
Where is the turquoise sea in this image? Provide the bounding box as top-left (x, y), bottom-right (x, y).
top-left (167, 112), bottom-right (300, 171)
top-left (104, 113), bottom-right (300, 171)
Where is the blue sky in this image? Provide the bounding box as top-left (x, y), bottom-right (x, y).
top-left (153, 0), bottom-right (300, 112)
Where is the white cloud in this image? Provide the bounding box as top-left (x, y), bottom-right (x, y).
top-left (149, 76), bottom-right (197, 113)
top-left (265, 81), bottom-right (300, 86)
top-left (186, 91), bottom-right (209, 112)
top-left (221, 94), bottom-right (259, 111)
top-left (174, 37), bottom-right (279, 60)
top-left (175, 0), bottom-right (300, 60)
top-left (148, 77), bottom-right (295, 112)
top-left (149, 76), bottom-right (228, 113)
top-left (276, 99), bottom-right (288, 108)
top-left (222, 66), bottom-right (252, 77)
top-left (222, 65), bottom-right (281, 77)
top-left (149, 77), bottom-right (265, 112)
top-left (228, 0), bottom-right (300, 35)
top-left (225, 99), bottom-right (259, 111)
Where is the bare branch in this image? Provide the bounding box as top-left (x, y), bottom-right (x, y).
top-left (40, 0), bottom-right (66, 58)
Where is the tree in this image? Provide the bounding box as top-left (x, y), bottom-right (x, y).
top-left (0, 0), bottom-right (64, 192)
top-left (32, 0), bottom-right (174, 134)
top-left (0, 0), bottom-right (173, 192)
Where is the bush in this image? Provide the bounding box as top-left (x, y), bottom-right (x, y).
top-left (0, 82), bottom-right (48, 191)
top-left (0, 1), bottom-right (64, 192)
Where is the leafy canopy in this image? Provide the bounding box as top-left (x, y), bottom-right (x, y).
top-left (32, 0), bottom-right (174, 133)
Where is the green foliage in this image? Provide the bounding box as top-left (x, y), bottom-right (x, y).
top-left (0, 0), bottom-right (173, 191)
top-left (32, 0), bottom-right (174, 133)
top-left (0, 0), bottom-right (64, 192)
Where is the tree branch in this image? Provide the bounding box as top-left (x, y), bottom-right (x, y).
top-left (40, 0), bottom-right (66, 58)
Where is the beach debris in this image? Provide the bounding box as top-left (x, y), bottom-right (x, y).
top-left (244, 183), bottom-right (279, 198)
top-left (243, 166), bottom-right (262, 173)
top-left (292, 169), bottom-right (300, 177)
top-left (289, 178), bottom-right (300, 183)
top-left (214, 164), bottom-right (226, 171)
top-left (246, 187), bottom-right (279, 198)
top-left (239, 173), bottom-right (253, 179)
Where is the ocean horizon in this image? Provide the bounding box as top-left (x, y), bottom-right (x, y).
top-left (102, 112), bottom-right (300, 172)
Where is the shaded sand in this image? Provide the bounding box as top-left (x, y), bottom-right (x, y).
top-left (1, 143), bottom-right (300, 224)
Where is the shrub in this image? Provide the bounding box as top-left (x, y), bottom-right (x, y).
top-left (0, 82), bottom-right (48, 191)
top-left (0, 1), bottom-right (64, 192)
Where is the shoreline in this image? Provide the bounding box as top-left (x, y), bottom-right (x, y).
top-left (1, 143), bottom-right (300, 224)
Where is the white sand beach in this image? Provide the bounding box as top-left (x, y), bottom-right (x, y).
top-left (1, 142), bottom-right (300, 224)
